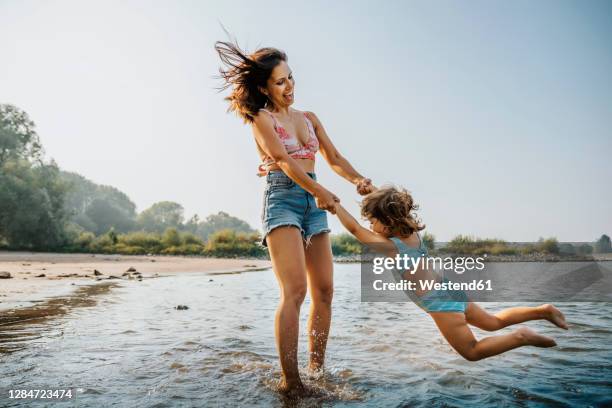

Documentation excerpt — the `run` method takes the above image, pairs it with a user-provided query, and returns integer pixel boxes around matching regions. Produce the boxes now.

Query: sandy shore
[0,251,271,312]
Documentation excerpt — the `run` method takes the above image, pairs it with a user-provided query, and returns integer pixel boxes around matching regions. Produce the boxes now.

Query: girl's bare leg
[466,303,568,331]
[304,232,334,373]
[266,226,308,395]
[430,312,556,361]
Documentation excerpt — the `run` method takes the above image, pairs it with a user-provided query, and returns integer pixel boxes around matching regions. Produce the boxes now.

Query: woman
[215,41,373,395]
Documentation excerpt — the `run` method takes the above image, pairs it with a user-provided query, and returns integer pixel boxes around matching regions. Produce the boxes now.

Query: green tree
[84,198,136,235]
[595,234,611,253]
[578,243,593,255]
[558,243,576,255]
[137,201,184,233]
[196,211,255,241]
[0,104,43,166]
[184,214,200,234]
[0,159,70,249]
[0,105,70,249]
[61,171,137,234]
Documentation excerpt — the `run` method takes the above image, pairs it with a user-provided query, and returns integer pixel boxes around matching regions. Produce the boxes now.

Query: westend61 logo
[372,254,486,275]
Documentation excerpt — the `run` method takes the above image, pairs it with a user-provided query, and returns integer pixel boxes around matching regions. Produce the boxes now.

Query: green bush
[107,228,118,245]
[536,237,559,254]
[90,234,114,252]
[118,231,163,252]
[558,243,576,255]
[422,232,435,251]
[331,233,361,256]
[65,229,210,256]
[488,243,517,255]
[162,228,181,247]
[204,229,266,257]
[443,235,509,255]
[161,244,204,255]
[181,243,205,254]
[519,243,536,255]
[74,231,96,249]
[113,243,146,255]
[160,246,181,255]
[182,232,203,245]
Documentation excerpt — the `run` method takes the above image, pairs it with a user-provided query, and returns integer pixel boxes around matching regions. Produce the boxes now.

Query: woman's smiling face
[261,60,295,108]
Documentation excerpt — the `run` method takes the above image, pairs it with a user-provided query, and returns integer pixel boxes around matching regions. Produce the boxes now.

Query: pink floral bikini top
[257,108,319,176]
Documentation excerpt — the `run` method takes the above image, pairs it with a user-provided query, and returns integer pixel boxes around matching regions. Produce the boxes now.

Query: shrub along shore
[3,229,608,263]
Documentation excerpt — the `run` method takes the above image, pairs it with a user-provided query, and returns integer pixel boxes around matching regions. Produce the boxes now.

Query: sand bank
[0,251,271,312]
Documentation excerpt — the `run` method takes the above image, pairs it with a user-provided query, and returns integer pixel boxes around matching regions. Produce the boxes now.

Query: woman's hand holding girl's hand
[356,178,376,195]
[314,187,340,214]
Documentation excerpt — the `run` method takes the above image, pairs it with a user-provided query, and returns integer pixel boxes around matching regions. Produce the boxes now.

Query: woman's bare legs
[465,303,568,331]
[430,312,557,361]
[304,232,334,372]
[266,226,308,394]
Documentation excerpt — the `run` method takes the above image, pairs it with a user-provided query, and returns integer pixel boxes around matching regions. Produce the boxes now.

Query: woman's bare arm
[305,111,374,193]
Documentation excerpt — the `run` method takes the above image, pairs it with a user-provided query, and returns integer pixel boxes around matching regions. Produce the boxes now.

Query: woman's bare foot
[540,304,569,330]
[278,378,307,399]
[515,327,557,347]
[307,362,324,379]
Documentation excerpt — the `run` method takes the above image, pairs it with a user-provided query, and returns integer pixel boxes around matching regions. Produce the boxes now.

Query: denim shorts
[261,170,331,247]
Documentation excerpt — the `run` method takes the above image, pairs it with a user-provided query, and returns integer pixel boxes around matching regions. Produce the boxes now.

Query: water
[1,263,611,407]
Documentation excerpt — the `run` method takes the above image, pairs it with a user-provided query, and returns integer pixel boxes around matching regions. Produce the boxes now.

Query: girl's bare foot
[540,304,569,330]
[515,327,557,347]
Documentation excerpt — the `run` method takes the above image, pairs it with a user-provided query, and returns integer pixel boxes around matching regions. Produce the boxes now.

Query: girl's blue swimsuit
[389,235,468,313]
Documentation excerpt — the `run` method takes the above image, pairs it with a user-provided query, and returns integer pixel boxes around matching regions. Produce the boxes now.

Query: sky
[1,0,610,241]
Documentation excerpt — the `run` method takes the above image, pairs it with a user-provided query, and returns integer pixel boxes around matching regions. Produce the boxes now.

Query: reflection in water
[0,282,119,353]
[0,264,611,407]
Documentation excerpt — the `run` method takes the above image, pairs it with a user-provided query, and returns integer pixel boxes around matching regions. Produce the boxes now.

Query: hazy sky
[1,0,610,241]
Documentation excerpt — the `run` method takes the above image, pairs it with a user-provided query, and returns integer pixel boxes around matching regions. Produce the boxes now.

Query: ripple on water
[222,337,254,348]
[1,263,611,407]
[169,362,189,373]
[365,344,393,353]
[508,385,568,406]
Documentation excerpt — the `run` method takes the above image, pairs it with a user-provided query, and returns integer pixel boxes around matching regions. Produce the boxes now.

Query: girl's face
[368,216,389,236]
[262,60,294,108]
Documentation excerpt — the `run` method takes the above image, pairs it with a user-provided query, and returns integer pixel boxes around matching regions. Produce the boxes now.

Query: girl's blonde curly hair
[360,185,425,237]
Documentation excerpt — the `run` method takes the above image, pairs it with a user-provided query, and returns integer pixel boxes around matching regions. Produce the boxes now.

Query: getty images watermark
[359,243,612,303]
[371,253,491,293]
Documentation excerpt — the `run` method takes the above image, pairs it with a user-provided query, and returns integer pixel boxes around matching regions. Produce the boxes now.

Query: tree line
[1,104,609,258]
[0,104,262,256]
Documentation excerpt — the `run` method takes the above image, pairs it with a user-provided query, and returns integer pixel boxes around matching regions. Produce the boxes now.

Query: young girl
[334,185,568,361]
